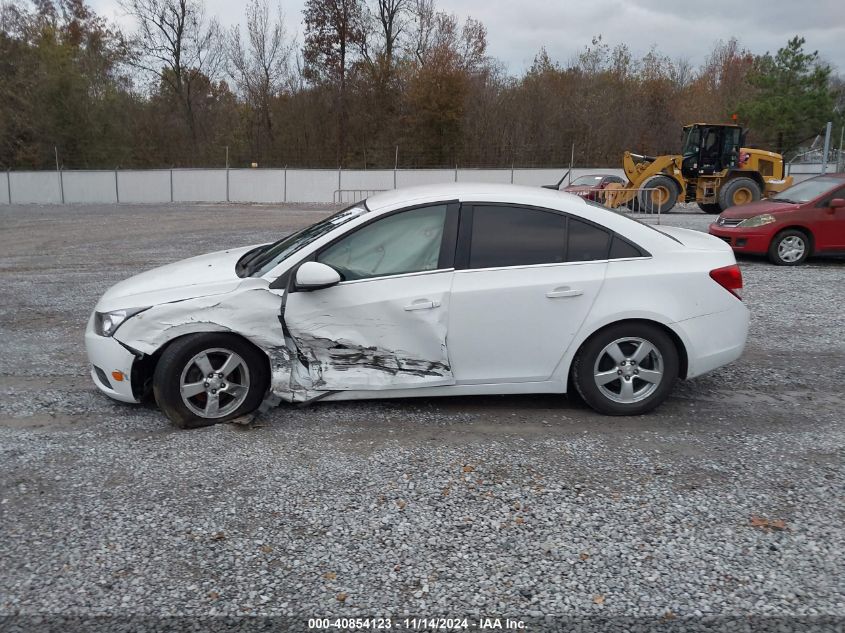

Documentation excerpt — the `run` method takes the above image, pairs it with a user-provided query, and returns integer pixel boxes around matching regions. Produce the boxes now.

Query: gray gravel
[0,203,844,631]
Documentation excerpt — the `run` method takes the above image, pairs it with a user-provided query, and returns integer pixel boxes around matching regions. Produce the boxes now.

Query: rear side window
[609,235,644,259]
[469,205,567,268]
[567,218,610,261]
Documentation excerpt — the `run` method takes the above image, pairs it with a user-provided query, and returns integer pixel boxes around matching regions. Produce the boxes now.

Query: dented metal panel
[114,269,456,403]
[113,287,306,400]
[283,271,455,390]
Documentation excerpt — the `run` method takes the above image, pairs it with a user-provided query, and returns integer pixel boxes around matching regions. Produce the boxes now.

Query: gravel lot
[1,202,844,632]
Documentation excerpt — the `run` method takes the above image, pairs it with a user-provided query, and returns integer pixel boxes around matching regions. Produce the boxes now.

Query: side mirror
[295,261,341,291]
[829,198,845,209]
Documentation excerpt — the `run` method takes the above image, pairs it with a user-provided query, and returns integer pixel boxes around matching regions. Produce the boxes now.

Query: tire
[572,323,679,416]
[768,229,810,266]
[153,333,270,428]
[637,175,679,214]
[697,202,722,214]
[718,177,761,210]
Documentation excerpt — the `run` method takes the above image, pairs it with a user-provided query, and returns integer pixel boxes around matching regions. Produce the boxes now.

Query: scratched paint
[283,272,455,391]
[290,332,451,391]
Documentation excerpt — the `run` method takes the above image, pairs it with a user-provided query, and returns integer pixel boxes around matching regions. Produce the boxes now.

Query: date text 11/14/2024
[308,617,527,630]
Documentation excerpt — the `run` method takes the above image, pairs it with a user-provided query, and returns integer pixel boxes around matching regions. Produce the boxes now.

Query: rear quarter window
[567,218,610,261]
[609,235,646,259]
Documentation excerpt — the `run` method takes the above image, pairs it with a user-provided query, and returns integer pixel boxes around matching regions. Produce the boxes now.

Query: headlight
[738,214,776,228]
[94,307,150,337]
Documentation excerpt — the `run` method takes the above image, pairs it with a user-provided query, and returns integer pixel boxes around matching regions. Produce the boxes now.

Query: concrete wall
[118,170,172,203]
[787,162,839,183]
[2,166,626,205]
[229,169,285,203]
[9,171,62,204]
[0,172,10,204]
[286,169,339,203]
[397,169,456,188]
[172,169,228,202]
[63,171,117,204]
[4,161,838,206]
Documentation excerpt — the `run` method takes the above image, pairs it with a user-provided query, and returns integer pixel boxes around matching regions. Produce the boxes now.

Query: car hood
[719,199,799,219]
[95,245,258,312]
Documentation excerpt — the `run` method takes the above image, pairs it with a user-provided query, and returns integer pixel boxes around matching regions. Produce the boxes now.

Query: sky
[87,0,845,74]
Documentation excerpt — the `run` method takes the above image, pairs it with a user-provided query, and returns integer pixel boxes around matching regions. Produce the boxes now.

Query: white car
[86,183,749,427]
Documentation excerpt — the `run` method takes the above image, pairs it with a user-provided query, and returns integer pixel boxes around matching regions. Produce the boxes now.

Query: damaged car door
[282,203,459,391]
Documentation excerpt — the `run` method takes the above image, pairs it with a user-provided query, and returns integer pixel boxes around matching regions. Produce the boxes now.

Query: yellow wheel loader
[606,123,793,214]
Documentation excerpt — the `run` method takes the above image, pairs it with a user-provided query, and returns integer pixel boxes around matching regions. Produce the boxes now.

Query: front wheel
[768,229,810,266]
[637,175,679,214]
[572,323,679,416]
[153,333,270,428]
[718,177,761,210]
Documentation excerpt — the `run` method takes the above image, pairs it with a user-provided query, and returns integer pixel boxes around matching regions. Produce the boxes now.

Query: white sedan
[86,183,749,427]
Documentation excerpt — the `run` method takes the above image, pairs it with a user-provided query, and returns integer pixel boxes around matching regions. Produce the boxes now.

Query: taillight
[709,264,743,300]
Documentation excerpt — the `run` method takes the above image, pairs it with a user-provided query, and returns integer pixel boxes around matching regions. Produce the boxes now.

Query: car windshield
[245,205,367,277]
[571,175,604,186]
[770,177,843,203]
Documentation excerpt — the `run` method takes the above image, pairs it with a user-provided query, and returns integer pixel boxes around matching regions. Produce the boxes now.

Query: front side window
[317,205,447,281]
[815,185,845,207]
[682,126,701,155]
[469,205,567,268]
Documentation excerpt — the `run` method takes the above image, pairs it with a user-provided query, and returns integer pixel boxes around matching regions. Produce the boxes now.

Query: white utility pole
[821,121,832,174]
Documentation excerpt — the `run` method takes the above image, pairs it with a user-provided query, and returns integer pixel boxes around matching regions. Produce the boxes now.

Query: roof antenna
[543,169,570,190]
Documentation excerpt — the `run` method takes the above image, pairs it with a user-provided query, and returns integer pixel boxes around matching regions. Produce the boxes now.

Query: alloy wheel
[593,337,664,404]
[179,348,251,418]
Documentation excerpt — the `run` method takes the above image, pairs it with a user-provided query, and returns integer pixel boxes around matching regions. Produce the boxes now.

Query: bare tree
[302,0,365,163]
[120,0,223,150]
[408,0,433,65]
[228,0,292,151]
[408,0,486,72]
[669,56,694,88]
[361,0,409,77]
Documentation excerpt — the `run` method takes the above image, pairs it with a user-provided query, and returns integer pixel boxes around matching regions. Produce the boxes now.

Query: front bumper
[708,225,771,255]
[84,313,140,403]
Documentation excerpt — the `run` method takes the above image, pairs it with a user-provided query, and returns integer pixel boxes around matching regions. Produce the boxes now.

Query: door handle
[546,287,583,298]
[404,299,441,311]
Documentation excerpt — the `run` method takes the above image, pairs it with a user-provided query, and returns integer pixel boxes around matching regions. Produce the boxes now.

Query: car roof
[362,182,676,253]
[365,182,588,212]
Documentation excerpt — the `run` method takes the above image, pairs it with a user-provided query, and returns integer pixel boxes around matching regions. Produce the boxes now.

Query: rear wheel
[637,175,679,214]
[572,323,679,416]
[718,177,761,210]
[153,333,269,428]
[697,202,722,214]
[768,229,810,266]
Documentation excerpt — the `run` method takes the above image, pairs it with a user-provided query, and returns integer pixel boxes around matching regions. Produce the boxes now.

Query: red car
[563,174,626,201]
[708,173,845,265]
